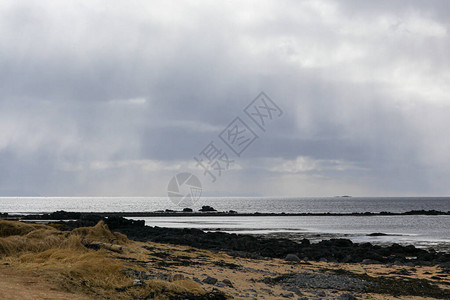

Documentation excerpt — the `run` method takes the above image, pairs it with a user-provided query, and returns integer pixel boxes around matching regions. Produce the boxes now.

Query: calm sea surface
[1,196,449,214]
[1,197,449,250]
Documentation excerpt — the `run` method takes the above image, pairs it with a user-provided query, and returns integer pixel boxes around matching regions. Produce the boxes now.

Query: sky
[0,0,449,197]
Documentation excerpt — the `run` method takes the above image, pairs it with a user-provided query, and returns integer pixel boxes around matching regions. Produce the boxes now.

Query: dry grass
[0,220,207,299]
[71,221,128,245]
[0,220,52,237]
[0,221,125,257]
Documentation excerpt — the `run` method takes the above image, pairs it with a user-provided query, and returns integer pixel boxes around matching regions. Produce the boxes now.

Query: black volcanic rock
[22,210,81,220]
[367,232,388,236]
[199,206,217,212]
[38,213,450,266]
[105,216,145,229]
[110,220,448,266]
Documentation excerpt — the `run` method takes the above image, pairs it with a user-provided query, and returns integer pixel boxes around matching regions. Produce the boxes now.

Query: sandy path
[0,265,89,300]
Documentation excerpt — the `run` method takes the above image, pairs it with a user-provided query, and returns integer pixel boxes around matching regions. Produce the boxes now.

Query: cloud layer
[1,0,449,196]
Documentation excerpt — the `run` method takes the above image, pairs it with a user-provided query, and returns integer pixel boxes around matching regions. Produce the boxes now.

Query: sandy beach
[1,219,449,299]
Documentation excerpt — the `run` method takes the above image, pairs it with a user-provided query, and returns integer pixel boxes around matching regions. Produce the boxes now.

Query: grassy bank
[0,220,208,299]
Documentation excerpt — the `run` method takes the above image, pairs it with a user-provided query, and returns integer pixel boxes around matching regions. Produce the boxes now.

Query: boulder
[338,293,357,300]
[285,254,300,262]
[202,276,218,284]
[199,206,217,212]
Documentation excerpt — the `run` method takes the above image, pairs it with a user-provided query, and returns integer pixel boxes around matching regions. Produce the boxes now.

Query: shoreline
[36,213,450,267]
[2,210,450,254]
[1,219,450,299]
[2,209,449,219]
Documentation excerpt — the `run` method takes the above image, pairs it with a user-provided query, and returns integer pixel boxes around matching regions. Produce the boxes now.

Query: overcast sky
[1,0,449,197]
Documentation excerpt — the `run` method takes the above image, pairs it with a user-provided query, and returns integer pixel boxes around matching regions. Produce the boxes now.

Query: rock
[330,238,353,247]
[338,293,357,300]
[342,255,353,263]
[203,288,227,300]
[203,276,218,285]
[105,216,145,229]
[49,210,81,220]
[21,210,81,220]
[222,279,233,287]
[367,232,387,236]
[319,257,328,262]
[362,259,379,264]
[216,282,227,287]
[317,291,326,297]
[261,288,273,294]
[394,260,405,266]
[199,205,217,212]
[193,277,202,283]
[287,287,303,295]
[285,254,301,262]
[269,272,369,294]
[300,239,310,246]
[182,208,193,212]
[281,292,294,298]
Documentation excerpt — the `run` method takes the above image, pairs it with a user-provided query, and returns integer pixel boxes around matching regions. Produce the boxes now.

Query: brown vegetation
[0,220,207,299]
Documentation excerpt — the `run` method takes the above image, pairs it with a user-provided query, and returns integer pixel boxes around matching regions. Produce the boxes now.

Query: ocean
[1,197,449,251]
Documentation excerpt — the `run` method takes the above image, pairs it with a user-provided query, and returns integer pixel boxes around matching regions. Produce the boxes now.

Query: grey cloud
[1,0,449,196]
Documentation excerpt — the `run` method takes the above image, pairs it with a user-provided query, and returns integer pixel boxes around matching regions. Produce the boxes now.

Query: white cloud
[108,97,148,105]
[88,159,182,171]
[265,156,363,174]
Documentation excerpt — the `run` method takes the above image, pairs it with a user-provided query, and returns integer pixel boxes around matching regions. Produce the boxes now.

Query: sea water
[1,197,449,250]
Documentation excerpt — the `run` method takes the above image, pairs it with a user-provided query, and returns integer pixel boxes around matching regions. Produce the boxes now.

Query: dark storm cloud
[0,0,449,196]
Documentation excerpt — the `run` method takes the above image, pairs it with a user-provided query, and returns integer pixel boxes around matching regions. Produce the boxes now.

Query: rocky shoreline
[1,216,450,299]
[2,208,449,218]
[9,211,449,267]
